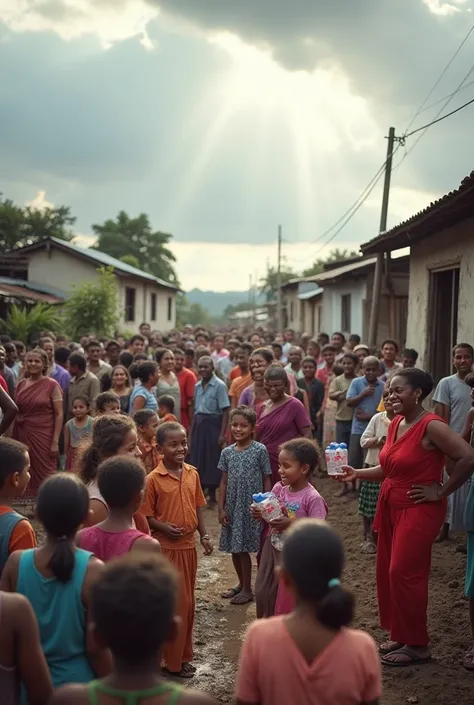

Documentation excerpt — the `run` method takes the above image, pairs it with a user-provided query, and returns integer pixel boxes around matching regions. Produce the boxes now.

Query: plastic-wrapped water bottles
[326,442,347,476]
[251,492,283,522]
[325,442,337,475]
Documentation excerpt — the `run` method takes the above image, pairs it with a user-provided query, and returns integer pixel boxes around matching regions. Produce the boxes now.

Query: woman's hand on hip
[408,483,442,504]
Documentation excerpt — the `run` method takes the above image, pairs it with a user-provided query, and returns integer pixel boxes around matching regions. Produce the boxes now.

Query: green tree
[92,211,178,285]
[0,303,62,344]
[176,294,211,327]
[64,267,118,339]
[119,254,140,268]
[302,248,358,277]
[0,195,75,252]
[259,265,296,302]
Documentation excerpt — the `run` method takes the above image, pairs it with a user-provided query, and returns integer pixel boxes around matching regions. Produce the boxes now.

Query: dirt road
[190,477,473,704]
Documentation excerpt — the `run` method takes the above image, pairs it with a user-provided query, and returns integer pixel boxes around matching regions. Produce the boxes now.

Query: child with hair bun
[253,438,327,618]
[0,473,111,688]
[236,520,382,705]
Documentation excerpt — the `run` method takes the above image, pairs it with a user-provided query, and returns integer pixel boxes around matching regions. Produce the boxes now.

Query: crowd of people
[0,322,474,703]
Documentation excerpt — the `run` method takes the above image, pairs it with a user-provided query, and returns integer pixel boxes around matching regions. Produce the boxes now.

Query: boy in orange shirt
[141,422,213,678]
[133,409,160,475]
[157,395,178,424]
[0,437,37,576]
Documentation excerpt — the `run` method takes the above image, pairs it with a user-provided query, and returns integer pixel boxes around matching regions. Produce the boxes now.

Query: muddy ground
[190,477,473,704]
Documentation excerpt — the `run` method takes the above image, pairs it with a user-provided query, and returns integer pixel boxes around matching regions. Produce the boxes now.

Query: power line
[399,77,474,125]
[285,24,474,267]
[402,96,474,139]
[403,22,474,134]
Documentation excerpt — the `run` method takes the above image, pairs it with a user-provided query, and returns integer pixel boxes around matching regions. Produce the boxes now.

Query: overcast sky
[1,1,473,291]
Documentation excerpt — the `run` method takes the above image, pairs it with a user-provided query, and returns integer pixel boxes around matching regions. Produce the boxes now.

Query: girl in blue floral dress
[218,406,272,604]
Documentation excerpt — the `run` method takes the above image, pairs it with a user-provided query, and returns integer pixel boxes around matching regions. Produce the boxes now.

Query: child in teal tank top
[0,473,111,691]
[49,553,216,705]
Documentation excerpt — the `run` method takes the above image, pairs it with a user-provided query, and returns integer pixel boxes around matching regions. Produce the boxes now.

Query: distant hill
[186,288,264,317]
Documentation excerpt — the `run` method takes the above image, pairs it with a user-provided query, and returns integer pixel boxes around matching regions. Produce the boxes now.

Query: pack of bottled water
[325,442,348,476]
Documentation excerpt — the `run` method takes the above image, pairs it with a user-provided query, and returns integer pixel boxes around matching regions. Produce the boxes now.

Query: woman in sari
[13,348,63,500]
[339,368,474,666]
[256,366,312,484]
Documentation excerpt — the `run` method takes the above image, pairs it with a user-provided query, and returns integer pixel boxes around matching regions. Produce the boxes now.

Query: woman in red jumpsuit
[341,368,474,666]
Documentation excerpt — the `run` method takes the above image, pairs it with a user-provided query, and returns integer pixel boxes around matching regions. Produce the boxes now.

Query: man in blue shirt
[346,356,384,470]
[190,356,230,507]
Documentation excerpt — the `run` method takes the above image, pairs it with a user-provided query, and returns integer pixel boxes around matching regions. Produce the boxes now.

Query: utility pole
[276,225,283,333]
[368,127,396,347]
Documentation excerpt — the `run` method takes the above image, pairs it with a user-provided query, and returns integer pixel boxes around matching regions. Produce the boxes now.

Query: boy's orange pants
[162,546,198,672]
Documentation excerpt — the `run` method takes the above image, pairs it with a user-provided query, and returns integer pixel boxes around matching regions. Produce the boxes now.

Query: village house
[0,237,179,331]
[361,171,474,382]
[282,256,409,343]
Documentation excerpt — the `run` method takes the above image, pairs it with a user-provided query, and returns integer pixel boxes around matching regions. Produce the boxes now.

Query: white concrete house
[282,256,409,342]
[361,170,474,382]
[0,237,179,331]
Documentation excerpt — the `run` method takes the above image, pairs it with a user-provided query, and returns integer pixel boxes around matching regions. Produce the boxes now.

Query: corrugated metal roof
[298,286,324,301]
[0,279,64,304]
[302,257,377,283]
[8,237,179,291]
[361,171,474,253]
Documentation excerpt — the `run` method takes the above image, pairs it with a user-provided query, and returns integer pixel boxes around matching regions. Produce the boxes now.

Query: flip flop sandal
[361,541,377,555]
[462,651,474,671]
[381,646,432,667]
[230,593,254,605]
[221,587,241,599]
[378,641,404,655]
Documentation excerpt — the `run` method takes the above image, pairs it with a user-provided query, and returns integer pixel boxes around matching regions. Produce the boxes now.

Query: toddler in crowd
[64,395,93,471]
[254,438,328,618]
[158,394,178,423]
[49,554,216,705]
[218,406,272,604]
[76,414,149,535]
[134,408,160,474]
[236,520,382,705]
[0,438,37,577]
[142,422,213,679]
[95,392,121,416]
[0,473,111,688]
[77,456,160,561]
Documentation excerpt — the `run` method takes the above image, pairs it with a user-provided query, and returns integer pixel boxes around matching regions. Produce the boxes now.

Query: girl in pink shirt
[236,519,382,705]
[77,456,160,562]
[254,438,328,618]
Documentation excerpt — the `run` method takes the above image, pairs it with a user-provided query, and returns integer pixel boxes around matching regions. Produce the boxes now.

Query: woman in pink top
[78,457,160,562]
[236,519,382,705]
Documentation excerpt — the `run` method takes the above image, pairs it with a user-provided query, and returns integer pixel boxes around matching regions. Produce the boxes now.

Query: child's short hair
[341,352,358,365]
[302,355,317,367]
[282,519,354,630]
[0,438,28,488]
[119,351,134,369]
[230,405,256,426]
[97,456,146,509]
[157,394,175,413]
[72,394,90,409]
[156,421,185,447]
[91,553,178,664]
[280,438,321,476]
[133,409,158,428]
[95,391,120,413]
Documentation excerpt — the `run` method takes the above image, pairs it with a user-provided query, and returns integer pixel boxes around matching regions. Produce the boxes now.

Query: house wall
[25,248,176,331]
[406,216,474,369]
[283,286,301,330]
[322,279,368,337]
